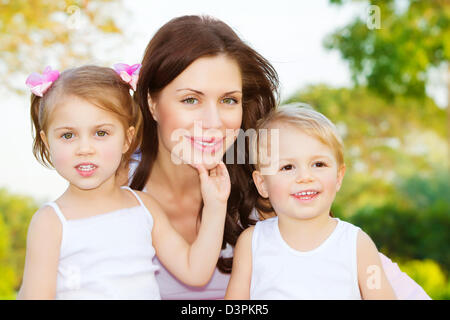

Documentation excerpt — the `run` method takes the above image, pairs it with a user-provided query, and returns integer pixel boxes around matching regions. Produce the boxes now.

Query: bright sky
[0,0,444,202]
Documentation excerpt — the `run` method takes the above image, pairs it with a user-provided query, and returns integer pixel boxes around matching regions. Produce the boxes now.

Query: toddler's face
[41,95,133,191]
[253,125,345,221]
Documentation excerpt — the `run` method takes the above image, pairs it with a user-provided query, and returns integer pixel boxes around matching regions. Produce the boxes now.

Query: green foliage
[347,171,450,272]
[0,188,38,299]
[325,0,450,99]
[0,0,125,93]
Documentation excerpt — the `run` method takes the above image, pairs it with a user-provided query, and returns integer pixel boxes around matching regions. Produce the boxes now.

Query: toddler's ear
[336,164,346,192]
[252,170,269,198]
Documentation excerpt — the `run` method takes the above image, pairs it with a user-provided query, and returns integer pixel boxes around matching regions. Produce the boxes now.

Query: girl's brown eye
[96,131,107,137]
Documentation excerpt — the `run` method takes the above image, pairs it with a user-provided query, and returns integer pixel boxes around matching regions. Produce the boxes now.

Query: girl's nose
[76,136,95,156]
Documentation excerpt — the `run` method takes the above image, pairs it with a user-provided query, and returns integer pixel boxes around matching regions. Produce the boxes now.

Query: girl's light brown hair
[30,65,142,170]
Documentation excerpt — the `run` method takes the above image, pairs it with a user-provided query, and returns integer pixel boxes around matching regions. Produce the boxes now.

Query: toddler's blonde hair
[252,102,344,170]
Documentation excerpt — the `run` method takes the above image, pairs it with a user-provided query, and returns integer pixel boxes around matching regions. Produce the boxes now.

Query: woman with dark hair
[127,15,429,300]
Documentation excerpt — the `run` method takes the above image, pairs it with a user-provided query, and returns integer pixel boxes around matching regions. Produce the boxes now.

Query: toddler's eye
[313,161,327,168]
[280,164,294,171]
[182,97,199,105]
[96,130,108,137]
[61,132,73,140]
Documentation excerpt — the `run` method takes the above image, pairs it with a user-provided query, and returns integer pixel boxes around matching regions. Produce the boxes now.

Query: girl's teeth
[78,165,95,171]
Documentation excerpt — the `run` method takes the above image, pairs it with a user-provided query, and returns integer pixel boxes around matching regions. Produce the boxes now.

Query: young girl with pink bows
[18,64,230,299]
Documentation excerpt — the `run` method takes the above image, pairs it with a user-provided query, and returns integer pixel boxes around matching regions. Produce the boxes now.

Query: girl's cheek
[50,143,73,168]
[101,140,127,162]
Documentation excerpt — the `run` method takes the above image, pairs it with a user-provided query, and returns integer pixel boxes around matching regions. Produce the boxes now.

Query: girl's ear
[123,126,135,154]
[252,170,269,198]
[148,94,158,122]
[40,130,50,151]
[336,164,346,192]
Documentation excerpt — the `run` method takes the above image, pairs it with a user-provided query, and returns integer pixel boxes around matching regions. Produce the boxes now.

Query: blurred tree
[347,169,450,272]
[0,213,16,299]
[0,0,125,93]
[0,188,39,298]
[325,0,450,161]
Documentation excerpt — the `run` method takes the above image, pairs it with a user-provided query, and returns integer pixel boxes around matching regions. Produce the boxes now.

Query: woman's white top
[250,216,362,300]
[44,186,161,300]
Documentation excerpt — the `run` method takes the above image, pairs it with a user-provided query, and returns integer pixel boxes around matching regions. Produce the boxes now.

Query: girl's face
[149,54,243,170]
[41,96,134,191]
[253,125,345,221]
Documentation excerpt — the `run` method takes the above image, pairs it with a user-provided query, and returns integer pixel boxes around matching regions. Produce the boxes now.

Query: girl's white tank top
[250,216,362,300]
[44,186,161,299]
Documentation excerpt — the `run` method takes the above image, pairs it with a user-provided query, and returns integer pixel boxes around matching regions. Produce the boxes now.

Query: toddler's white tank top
[250,216,362,300]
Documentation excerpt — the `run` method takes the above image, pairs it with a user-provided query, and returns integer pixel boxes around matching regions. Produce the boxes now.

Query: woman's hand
[193,161,231,205]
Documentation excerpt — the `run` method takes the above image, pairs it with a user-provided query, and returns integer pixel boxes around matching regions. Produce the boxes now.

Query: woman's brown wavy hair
[130,15,279,273]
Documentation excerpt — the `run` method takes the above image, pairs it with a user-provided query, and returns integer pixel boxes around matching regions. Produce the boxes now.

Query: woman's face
[149,54,243,170]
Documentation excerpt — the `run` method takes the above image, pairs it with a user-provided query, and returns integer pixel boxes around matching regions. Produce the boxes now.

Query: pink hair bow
[25,66,60,97]
[113,63,141,91]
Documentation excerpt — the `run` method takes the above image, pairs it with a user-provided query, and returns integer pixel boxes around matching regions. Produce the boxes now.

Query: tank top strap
[43,202,67,225]
[120,186,152,217]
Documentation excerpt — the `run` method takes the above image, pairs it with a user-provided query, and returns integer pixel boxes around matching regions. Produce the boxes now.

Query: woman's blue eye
[96,130,108,137]
[182,97,198,105]
[62,133,73,140]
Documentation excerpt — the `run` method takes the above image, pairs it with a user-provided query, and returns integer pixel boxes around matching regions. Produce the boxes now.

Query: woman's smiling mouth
[187,136,224,153]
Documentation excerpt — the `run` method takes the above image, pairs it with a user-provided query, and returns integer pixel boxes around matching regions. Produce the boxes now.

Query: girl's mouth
[187,136,224,153]
[75,163,97,177]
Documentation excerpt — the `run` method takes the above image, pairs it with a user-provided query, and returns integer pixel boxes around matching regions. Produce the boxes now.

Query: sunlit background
[0,0,448,299]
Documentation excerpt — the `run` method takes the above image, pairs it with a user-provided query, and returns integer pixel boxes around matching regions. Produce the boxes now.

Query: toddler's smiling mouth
[291,190,320,201]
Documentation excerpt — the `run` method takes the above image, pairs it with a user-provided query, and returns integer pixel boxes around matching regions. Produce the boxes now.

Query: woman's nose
[201,101,223,129]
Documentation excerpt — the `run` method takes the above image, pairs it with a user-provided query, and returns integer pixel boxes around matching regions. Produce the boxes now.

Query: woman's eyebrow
[176,88,242,95]
[176,88,204,95]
